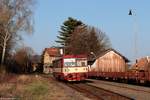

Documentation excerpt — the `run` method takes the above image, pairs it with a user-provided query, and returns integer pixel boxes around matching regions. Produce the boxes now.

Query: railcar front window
[64,62,76,66]
[64,58,76,67]
[64,58,87,67]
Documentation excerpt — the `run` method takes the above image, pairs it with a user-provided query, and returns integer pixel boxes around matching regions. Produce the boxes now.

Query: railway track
[66,82,133,100]
[88,79,150,94]
[42,75,133,100]
[87,79,150,100]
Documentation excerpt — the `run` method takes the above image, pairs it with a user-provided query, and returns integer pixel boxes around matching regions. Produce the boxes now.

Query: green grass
[0,75,85,100]
[23,79,49,99]
[25,80,49,95]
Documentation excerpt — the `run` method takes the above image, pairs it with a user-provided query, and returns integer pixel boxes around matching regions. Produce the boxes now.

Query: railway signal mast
[128,9,139,62]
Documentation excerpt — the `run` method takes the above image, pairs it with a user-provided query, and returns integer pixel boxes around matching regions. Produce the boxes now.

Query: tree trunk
[1,42,6,65]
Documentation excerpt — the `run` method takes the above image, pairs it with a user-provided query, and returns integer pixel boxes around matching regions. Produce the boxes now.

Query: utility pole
[128,9,139,62]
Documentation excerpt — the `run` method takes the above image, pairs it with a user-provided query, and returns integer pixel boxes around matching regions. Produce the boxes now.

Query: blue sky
[23,0,150,62]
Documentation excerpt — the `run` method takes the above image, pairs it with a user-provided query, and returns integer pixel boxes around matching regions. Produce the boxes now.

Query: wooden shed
[90,49,129,72]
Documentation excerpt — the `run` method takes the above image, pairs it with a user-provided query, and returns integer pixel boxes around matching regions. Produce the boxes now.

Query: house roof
[95,48,130,62]
[132,56,150,70]
[44,48,62,57]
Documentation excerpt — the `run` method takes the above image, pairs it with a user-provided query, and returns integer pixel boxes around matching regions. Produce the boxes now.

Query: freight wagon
[88,71,150,83]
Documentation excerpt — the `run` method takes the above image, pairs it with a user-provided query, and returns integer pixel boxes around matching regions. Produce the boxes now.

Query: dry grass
[0,74,50,99]
[0,74,89,100]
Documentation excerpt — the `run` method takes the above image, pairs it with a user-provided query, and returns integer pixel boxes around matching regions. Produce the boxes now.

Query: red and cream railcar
[52,55,88,81]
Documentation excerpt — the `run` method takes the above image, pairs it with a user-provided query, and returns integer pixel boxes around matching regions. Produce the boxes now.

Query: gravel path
[87,79,150,100]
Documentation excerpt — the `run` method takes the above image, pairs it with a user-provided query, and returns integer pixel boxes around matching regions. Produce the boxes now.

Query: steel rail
[66,82,133,100]
[91,79,150,94]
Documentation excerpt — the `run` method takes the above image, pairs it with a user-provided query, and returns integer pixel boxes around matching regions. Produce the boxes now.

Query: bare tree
[68,26,111,56]
[0,0,35,65]
[13,46,34,73]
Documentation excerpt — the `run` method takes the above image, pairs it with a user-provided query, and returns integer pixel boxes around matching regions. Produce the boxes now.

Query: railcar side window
[81,62,86,66]
[76,59,87,67]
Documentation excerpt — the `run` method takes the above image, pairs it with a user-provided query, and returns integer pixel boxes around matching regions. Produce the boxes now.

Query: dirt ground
[0,74,90,100]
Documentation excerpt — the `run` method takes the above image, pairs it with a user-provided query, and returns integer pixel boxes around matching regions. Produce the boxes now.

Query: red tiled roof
[132,56,150,70]
[44,48,61,57]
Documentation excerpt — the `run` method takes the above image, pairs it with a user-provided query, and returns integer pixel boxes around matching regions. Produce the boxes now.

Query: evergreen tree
[56,17,84,46]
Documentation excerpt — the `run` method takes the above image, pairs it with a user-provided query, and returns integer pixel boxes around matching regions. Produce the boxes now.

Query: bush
[0,65,6,74]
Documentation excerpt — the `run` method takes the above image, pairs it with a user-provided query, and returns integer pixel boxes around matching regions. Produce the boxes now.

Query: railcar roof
[63,55,87,58]
[53,54,87,62]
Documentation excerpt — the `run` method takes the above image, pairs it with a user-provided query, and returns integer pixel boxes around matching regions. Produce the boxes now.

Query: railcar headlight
[65,69,70,72]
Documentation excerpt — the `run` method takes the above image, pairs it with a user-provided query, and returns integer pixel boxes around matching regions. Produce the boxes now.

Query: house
[42,47,63,73]
[89,49,129,72]
[132,56,150,72]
